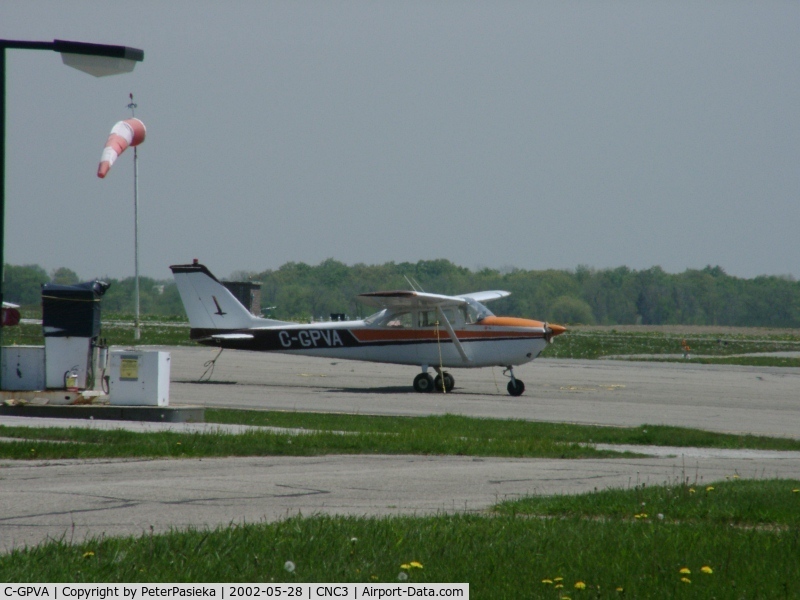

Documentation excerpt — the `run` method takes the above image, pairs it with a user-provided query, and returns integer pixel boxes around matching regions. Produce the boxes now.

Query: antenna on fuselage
[404,275,425,292]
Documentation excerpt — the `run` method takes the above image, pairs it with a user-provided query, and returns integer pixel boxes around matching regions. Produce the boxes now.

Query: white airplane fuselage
[193,318,550,369]
[170,261,565,395]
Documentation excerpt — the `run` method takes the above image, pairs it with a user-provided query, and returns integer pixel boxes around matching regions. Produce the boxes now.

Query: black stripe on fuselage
[192,328,360,351]
[191,328,542,351]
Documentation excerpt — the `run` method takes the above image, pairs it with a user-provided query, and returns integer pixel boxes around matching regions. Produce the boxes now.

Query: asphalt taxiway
[1,347,799,551]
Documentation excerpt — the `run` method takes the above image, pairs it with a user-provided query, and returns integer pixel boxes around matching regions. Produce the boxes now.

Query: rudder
[170,261,262,331]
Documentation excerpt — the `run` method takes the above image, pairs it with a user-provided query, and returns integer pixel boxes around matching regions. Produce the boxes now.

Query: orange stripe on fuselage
[477,316,546,328]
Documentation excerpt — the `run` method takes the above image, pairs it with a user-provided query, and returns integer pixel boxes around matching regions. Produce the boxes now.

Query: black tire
[434,373,455,393]
[413,373,435,393]
[507,379,525,397]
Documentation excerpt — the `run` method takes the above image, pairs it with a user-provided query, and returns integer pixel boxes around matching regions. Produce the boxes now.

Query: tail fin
[170,261,290,332]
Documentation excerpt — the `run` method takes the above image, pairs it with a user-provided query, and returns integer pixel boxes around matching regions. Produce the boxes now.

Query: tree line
[4,260,800,327]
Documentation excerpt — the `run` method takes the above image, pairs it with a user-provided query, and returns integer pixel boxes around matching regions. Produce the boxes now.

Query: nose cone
[548,323,567,337]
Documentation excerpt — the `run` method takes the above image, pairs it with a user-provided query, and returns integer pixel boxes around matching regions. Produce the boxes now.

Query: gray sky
[2,1,799,282]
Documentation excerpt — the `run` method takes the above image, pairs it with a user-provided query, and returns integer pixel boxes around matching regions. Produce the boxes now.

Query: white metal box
[109,351,170,406]
[45,337,93,389]
[1,346,46,391]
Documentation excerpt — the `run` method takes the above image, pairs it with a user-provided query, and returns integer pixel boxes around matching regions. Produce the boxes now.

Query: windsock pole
[128,93,140,341]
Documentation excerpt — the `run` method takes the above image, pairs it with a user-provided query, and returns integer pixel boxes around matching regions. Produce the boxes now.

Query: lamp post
[0,39,144,389]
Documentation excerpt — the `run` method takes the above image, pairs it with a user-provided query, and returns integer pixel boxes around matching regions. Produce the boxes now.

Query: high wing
[358,290,509,309]
[457,290,510,303]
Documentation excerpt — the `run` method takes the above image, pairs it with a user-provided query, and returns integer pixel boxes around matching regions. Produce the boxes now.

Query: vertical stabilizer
[170,262,288,330]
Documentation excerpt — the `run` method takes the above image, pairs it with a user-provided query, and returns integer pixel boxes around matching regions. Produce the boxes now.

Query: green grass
[0,422,629,461]
[2,413,799,594]
[639,355,800,368]
[2,484,799,596]
[3,413,800,460]
[496,478,800,526]
[541,327,800,362]
[208,410,800,450]
[1,319,192,347]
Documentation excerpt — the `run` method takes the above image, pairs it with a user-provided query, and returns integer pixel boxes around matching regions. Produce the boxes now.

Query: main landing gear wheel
[507,379,525,397]
[434,372,455,393]
[413,373,435,393]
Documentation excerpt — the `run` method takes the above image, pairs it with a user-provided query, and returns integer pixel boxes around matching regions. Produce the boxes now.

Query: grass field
[3,412,800,460]
[2,480,798,597]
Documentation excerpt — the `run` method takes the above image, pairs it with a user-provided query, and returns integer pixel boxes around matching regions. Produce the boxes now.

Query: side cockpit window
[418,308,464,328]
[383,311,413,328]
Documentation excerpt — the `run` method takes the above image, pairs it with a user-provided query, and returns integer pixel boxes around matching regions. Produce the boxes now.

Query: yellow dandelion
[615,587,624,593]
[792,489,799,493]
[680,577,691,584]
[679,567,691,574]
[706,486,714,492]
[82,551,95,559]
[554,577,564,582]
[701,566,713,574]
[555,584,564,589]
[542,579,553,585]
[574,581,586,589]
[410,561,423,569]
[733,474,740,479]
[400,564,411,570]
[689,488,696,494]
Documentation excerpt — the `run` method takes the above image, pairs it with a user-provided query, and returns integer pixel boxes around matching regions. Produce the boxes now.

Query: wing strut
[436,306,471,364]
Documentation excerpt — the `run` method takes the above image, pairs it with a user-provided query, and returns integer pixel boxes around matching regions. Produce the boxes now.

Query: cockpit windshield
[465,298,494,322]
[363,309,387,325]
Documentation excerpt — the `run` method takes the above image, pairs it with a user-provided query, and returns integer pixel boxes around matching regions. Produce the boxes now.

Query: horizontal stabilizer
[212,333,255,340]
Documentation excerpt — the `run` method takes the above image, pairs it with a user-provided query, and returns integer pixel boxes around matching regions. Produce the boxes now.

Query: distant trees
[2,264,184,317]
[4,260,800,327]
[4,264,49,306]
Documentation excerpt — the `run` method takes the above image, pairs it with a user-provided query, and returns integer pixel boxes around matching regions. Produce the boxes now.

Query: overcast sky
[2,1,799,282]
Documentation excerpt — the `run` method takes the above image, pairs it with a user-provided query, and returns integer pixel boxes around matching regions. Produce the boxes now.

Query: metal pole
[129,94,140,341]
[0,47,7,386]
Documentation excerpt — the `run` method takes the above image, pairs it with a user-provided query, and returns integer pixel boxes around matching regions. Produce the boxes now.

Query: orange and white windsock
[97,118,146,178]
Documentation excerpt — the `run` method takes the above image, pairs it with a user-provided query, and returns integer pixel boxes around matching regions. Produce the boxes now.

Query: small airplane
[170,260,566,395]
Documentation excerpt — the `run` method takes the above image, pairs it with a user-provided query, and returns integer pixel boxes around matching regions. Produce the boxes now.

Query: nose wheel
[503,367,525,396]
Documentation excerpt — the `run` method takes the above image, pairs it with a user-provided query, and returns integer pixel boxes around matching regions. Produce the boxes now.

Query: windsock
[97,118,146,178]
